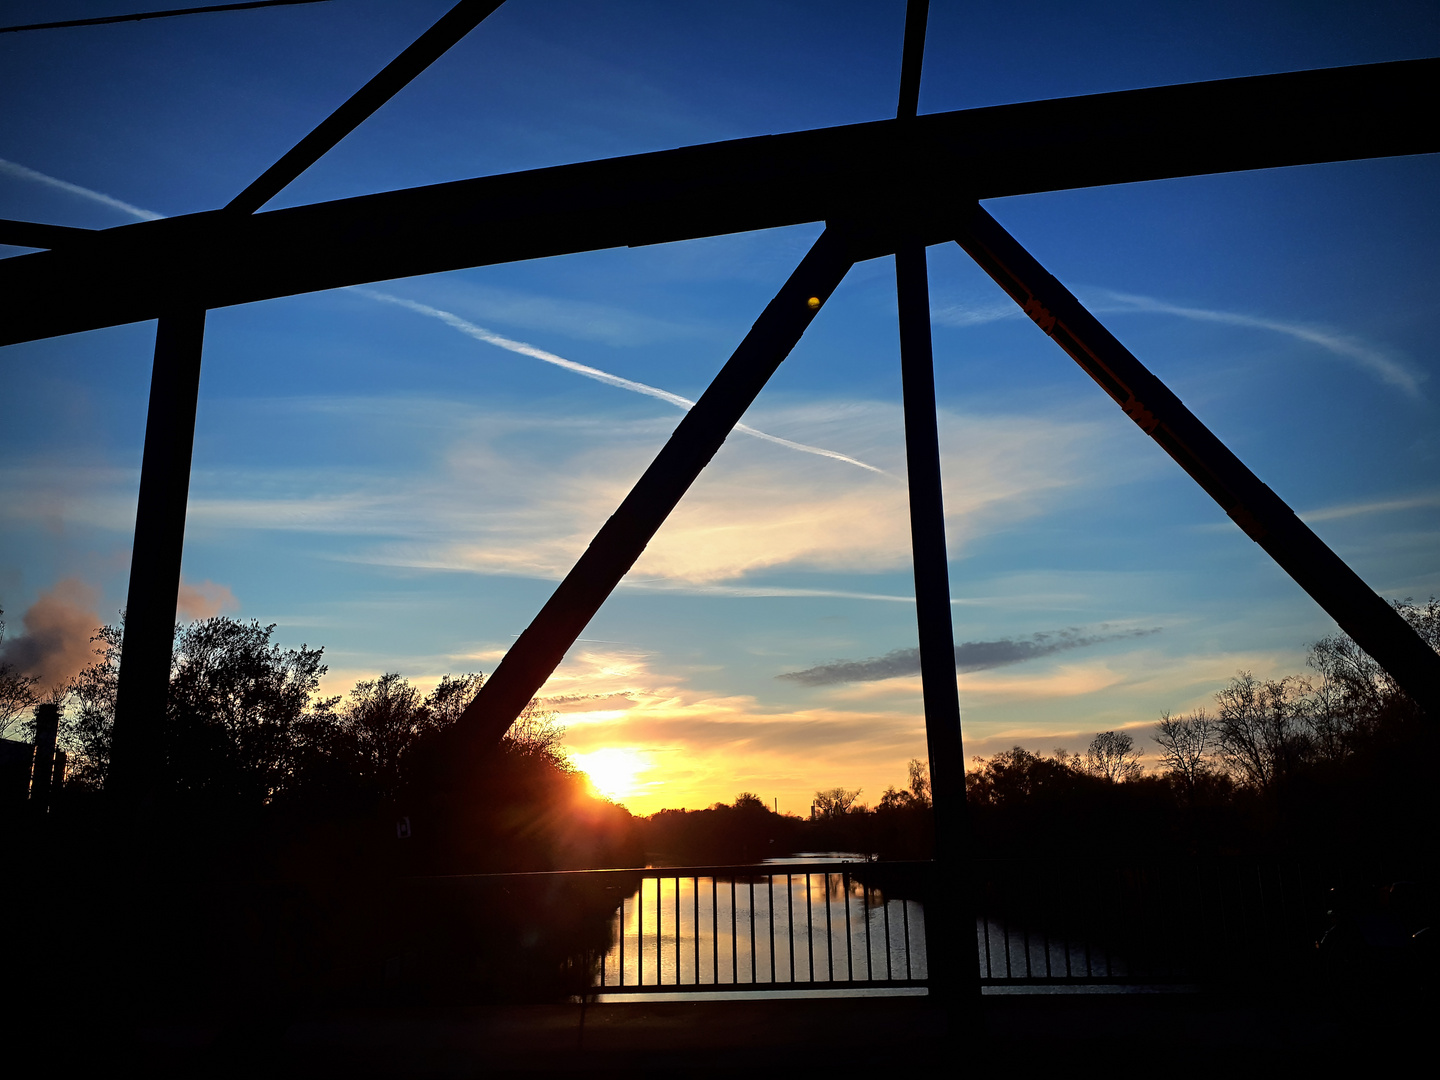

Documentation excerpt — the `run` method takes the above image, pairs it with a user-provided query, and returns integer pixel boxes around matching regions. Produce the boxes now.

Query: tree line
[965,598,1437,870]
[638,760,936,865]
[9,613,640,874]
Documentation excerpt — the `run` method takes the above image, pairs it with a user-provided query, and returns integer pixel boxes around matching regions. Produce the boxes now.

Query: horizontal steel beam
[0,218,94,249]
[2,58,1434,346]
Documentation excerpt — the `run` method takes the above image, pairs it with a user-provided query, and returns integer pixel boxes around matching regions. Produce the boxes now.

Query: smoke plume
[0,578,101,690]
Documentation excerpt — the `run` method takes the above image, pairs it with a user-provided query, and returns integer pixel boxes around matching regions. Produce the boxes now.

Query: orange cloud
[176,578,238,621]
[0,577,101,690]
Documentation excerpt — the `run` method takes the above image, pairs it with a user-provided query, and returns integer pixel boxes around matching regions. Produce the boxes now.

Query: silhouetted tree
[0,606,42,740]
[1154,709,1218,794]
[165,616,330,805]
[813,786,862,818]
[1213,671,1313,789]
[54,622,122,788]
[1084,730,1144,782]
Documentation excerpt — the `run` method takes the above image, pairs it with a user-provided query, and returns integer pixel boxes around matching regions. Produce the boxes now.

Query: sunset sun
[571,747,650,803]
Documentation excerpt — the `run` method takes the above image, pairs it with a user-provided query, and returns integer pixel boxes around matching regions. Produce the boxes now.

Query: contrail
[932,284,1422,398]
[357,288,889,476]
[0,158,164,221]
[0,157,1421,401]
[1090,289,1423,399]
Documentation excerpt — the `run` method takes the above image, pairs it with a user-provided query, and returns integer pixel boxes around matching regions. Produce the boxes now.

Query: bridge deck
[120,992,1419,1074]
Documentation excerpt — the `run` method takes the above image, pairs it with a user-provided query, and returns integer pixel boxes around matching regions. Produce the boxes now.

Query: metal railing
[349,857,1325,1001]
[594,861,930,994]
[588,857,1321,995]
[972,859,1318,987]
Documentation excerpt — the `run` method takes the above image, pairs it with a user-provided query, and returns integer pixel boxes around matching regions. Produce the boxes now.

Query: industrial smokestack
[30,701,59,812]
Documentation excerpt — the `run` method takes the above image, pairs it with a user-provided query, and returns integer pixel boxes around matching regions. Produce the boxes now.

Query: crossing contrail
[357,288,890,476]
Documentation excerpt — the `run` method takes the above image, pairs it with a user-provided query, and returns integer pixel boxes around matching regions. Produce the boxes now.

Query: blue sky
[2,0,1437,813]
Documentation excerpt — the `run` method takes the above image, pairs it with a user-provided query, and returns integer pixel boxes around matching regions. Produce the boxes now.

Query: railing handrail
[395,859,938,884]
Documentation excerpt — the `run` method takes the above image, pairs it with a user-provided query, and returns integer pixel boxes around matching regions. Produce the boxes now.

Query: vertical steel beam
[954,204,1440,718]
[453,229,856,754]
[109,311,207,802]
[896,241,981,1002]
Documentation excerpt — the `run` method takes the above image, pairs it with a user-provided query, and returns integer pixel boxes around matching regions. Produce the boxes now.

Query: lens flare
[571,747,650,802]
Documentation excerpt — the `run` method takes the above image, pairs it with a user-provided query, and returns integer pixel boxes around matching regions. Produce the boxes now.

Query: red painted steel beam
[953,204,1440,719]
[447,229,856,760]
[2,58,1434,346]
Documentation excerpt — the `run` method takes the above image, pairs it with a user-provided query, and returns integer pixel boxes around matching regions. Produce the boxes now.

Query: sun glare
[571,747,650,802]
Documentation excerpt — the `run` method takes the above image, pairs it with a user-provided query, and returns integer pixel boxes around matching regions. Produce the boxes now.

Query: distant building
[1,737,33,811]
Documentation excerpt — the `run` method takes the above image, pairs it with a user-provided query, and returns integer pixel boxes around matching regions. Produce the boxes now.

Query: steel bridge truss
[3,1,1436,994]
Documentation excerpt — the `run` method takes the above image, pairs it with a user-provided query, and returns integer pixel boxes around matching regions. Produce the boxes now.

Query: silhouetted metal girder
[953,205,1440,719]
[107,310,208,804]
[449,229,855,761]
[2,57,1435,346]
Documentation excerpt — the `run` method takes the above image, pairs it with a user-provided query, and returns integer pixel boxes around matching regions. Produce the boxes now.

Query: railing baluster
[675,874,682,986]
[749,878,757,984]
[806,873,815,983]
[824,873,834,981]
[694,875,701,986]
[1060,870,1073,980]
[638,880,644,987]
[902,891,912,981]
[875,887,887,979]
[768,875,776,983]
[843,869,854,982]
[712,875,719,985]
[731,878,738,985]
[863,881,873,982]
[786,873,795,984]
[1042,865,1054,981]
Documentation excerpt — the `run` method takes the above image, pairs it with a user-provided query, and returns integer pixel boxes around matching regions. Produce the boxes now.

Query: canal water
[596,856,927,992]
[594,855,1159,997]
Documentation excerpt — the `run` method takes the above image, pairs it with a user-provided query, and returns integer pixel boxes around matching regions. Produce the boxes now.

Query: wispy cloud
[928,279,1423,398]
[356,288,888,475]
[0,158,164,221]
[1299,491,1440,523]
[408,279,704,347]
[777,626,1162,686]
[160,395,1108,585]
[930,298,1020,328]
[1089,289,1424,398]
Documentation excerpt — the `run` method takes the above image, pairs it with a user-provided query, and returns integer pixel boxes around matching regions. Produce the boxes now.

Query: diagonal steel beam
[448,228,857,760]
[3,58,1434,346]
[895,0,928,121]
[227,0,506,214]
[953,204,1440,719]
